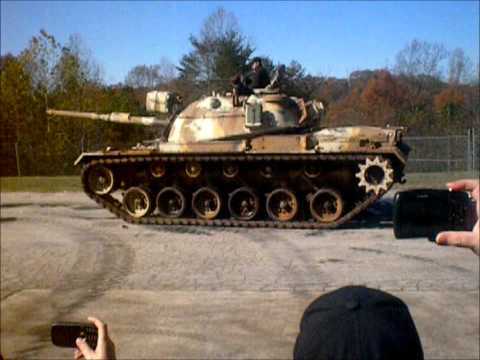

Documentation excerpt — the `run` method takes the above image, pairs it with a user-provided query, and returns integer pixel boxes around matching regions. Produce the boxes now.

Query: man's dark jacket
[246,68,270,89]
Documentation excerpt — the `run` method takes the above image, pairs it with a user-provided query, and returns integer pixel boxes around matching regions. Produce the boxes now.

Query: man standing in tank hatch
[245,57,271,90]
[232,57,271,96]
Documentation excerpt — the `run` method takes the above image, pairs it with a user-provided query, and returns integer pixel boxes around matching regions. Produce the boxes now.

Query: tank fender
[74,152,106,166]
[312,127,399,148]
[310,126,409,164]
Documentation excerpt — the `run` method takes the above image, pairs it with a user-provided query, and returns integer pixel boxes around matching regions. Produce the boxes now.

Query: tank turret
[167,91,325,143]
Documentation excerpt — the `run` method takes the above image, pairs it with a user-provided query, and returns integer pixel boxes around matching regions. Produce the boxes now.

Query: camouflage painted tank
[47,85,409,228]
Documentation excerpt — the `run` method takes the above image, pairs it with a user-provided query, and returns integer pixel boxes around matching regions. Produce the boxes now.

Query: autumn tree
[359,70,406,126]
[393,39,448,131]
[434,87,465,133]
[348,70,374,89]
[2,30,144,175]
[19,30,61,94]
[125,58,176,89]
[394,39,447,78]
[448,48,474,85]
[0,55,34,175]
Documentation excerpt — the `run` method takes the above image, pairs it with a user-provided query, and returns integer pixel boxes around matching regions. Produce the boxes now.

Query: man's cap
[294,286,424,360]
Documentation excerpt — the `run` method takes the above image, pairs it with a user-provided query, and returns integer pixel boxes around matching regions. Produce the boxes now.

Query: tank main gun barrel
[46,109,169,126]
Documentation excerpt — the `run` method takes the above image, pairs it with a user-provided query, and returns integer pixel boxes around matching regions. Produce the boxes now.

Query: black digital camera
[393,189,477,240]
[51,322,98,348]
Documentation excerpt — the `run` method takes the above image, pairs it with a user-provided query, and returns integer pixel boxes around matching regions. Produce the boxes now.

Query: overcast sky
[1,1,479,83]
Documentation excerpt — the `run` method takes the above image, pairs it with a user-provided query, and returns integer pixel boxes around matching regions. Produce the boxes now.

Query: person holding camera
[436,179,479,256]
[74,317,116,360]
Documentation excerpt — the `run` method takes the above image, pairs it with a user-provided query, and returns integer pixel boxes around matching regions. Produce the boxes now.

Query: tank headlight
[210,98,222,109]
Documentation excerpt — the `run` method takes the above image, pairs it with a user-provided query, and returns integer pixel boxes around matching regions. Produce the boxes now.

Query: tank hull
[75,127,409,228]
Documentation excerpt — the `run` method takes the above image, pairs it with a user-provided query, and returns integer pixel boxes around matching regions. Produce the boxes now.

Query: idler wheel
[123,187,153,218]
[223,163,239,178]
[309,188,344,223]
[156,187,186,218]
[192,187,221,220]
[355,157,394,195]
[150,162,166,178]
[266,188,298,222]
[228,187,259,220]
[87,165,115,195]
[185,162,202,178]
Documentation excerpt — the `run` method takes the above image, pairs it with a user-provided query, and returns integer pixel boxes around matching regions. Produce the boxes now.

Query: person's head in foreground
[294,286,424,360]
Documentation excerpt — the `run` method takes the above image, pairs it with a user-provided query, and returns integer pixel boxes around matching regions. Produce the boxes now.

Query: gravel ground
[1,192,479,359]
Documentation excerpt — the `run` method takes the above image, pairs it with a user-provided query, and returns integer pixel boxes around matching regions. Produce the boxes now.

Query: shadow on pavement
[340,198,394,230]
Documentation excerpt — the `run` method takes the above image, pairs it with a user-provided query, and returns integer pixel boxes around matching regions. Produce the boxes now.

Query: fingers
[75,338,94,359]
[73,347,84,360]
[88,316,107,346]
[436,231,476,250]
[446,179,479,193]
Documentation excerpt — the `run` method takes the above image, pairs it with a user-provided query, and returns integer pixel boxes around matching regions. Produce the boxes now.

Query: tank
[47,84,409,229]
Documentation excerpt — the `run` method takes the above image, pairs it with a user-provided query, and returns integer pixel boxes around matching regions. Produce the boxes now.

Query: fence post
[447,135,451,172]
[15,142,21,177]
[473,127,478,172]
[466,128,471,172]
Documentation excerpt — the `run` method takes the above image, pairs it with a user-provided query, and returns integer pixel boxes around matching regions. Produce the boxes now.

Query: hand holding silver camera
[436,180,479,256]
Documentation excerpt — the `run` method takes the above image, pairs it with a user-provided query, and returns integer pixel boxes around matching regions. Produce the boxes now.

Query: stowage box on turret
[47,81,409,228]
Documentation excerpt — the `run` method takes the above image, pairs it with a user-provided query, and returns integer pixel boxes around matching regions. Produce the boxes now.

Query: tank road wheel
[156,187,186,218]
[87,165,115,195]
[356,157,394,195]
[223,163,239,178]
[228,187,260,220]
[185,162,202,178]
[150,162,166,178]
[266,188,298,222]
[192,187,221,220]
[260,165,274,179]
[304,163,321,178]
[123,187,153,218]
[309,188,344,223]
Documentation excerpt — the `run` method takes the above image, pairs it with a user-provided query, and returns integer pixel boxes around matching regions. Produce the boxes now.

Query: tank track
[80,154,393,229]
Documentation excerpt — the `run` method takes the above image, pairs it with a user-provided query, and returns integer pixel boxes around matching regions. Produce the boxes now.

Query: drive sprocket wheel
[355,156,394,195]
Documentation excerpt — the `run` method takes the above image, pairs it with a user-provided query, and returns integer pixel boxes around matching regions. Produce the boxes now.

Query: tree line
[1,8,478,176]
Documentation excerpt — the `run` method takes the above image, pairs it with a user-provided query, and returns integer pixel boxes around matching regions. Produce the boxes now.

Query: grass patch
[1,176,81,192]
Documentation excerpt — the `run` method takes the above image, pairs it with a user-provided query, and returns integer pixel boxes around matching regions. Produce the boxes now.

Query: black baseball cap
[294,286,424,360]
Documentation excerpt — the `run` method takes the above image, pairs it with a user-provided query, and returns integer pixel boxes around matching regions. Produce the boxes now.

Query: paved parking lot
[1,192,479,359]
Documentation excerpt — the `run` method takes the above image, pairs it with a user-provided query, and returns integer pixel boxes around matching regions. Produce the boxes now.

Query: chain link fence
[404,128,479,174]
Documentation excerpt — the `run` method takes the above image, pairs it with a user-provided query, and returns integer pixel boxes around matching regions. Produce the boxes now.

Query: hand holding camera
[51,316,116,360]
[436,179,479,255]
[73,317,115,360]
